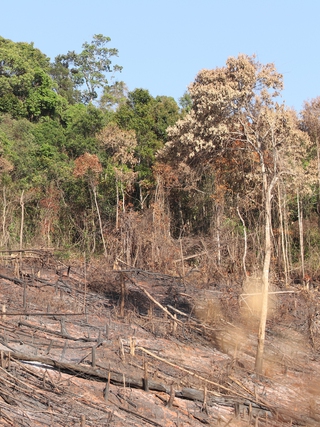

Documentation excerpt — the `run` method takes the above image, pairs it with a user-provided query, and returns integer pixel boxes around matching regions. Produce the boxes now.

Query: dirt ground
[0,252,319,426]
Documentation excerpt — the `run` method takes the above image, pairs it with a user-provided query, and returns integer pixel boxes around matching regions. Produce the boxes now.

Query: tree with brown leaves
[73,153,107,256]
[97,123,137,229]
[159,54,313,373]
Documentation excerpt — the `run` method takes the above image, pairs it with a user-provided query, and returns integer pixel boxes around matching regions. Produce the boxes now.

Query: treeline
[0,35,320,284]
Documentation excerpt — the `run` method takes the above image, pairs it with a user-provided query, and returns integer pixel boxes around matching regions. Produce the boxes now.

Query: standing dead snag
[143,361,149,392]
[202,385,208,414]
[23,281,27,309]
[166,384,175,408]
[60,317,68,335]
[91,346,96,368]
[19,190,25,255]
[129,336,136,356]
[61,341,68,361]
[104,370,111,401]
[2,304,6,321]
[119,273,126,317]
[80,414,86,427]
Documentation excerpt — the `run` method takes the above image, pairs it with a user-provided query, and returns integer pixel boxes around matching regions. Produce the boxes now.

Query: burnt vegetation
[0,249,319,426]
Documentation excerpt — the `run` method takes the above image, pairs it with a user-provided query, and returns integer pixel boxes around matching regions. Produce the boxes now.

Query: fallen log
[18,320,97,342]
[8,350,167,392]
[124,274,184,324]
[136,345,241,397]
[0,272,24,286]
[6,350,272,417]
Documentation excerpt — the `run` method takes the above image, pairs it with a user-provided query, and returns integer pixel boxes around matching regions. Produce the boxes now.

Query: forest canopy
[0,35,319,294]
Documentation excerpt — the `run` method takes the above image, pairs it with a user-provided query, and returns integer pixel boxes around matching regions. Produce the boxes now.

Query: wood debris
[0,256,319,426]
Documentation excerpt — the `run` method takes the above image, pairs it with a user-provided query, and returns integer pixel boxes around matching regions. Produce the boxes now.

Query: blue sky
[1,0,319,111]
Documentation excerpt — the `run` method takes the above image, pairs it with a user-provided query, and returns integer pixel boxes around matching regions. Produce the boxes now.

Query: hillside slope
[0,253,319,426]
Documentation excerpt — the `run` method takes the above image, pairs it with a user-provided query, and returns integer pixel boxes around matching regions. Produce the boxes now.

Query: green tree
[115,89,180,207]
[179,91,192,116]
[153,95,181,141]
[99,80,128,111]
[0,37,66,120]
[49,58,82,105]
[62,103,105,158]
[52,34,122,104]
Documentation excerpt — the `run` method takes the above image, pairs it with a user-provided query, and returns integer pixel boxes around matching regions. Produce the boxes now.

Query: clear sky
[1,0,319,111]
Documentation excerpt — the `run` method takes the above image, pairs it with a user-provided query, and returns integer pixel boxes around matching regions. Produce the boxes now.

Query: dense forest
[0,34,320,289]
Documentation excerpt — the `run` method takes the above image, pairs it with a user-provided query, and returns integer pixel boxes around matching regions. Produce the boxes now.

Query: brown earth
[0,251,319,426]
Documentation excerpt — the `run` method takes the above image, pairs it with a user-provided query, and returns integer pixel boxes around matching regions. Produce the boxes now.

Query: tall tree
[73,153,106,256]
[49,58,82,105]
[99,80,128,111]
[301,97,320,210]
[0,37,65,120]
[179,90,192,116]
[116,89,180,166]
[159,54,312,373]
[52,34,122,104]
[97,123,137,228]
[62,103,105,158]
[115,89,180,207]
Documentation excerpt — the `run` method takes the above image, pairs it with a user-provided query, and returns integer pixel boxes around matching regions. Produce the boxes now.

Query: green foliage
[99,81,128,111]
[49,58,82,105]
[116,88,180,169]
[62,103,105,158]
[0,37,66,120]
[179,91,192,115]
[0,114,71,190]
[52,34,122,104]
[113,88,180,210]
[32,117,67,150]
[153,95,181,141]
[26,69,67,120]
[0,115,35,184]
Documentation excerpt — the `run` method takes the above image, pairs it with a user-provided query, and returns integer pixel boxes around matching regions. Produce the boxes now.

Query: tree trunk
[237,206,247,276]
[216,205,221,266]
[316,137,320,219]
[1,186,7,248]
[255,166,275,374]
[115,177,119,230]
[278,182,289,286]
[121,183,125,214]
[297,192,305,286]
[138,182,149,210]
[19,190,25,252]
[92,184,107,258]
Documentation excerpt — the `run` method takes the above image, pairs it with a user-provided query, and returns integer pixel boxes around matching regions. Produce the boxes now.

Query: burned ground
[0,252,319,426]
